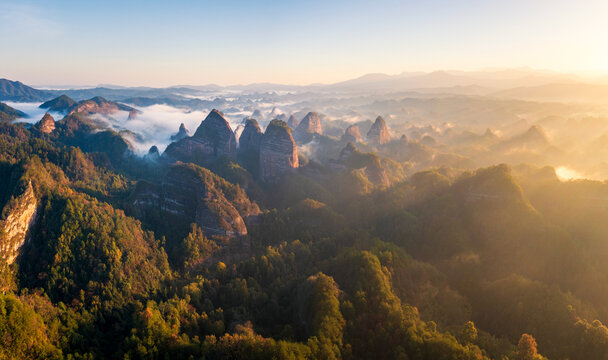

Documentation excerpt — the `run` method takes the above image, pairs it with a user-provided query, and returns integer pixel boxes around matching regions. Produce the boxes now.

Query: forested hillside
[1,110,607,360]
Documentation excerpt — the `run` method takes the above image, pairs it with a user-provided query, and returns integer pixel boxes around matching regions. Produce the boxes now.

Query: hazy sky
[1,0,606,86]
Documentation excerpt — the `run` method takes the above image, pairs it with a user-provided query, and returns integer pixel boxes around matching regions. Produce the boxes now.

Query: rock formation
[0,181,37,265]
[164,109,237,166]
[294,112,322,143]
[367,116,390,145]
[171,123,190,141]
[287,114,299,129]
[39,94,76,113]
[145,145,160,161]
[37,113,55,134]
[259,120,298,182]
[341,124,362,143]
[131,163,260,237]
[127,109,138,120]
[239,119,263,155]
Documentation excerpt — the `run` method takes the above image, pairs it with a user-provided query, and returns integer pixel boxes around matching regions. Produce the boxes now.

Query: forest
[1,109,608,360]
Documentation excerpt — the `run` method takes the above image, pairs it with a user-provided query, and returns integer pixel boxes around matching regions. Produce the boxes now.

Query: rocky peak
[37,112,55,134]
[163,109,237,165]
[342,124,362,143]
[127,109,138,120]
[239,119,263,154]
[367,116,390,145]
[259,120,299,182]
[171,123,190,141]
[145,145,160,161]
[287,114,300,129]
[295,112,323,137]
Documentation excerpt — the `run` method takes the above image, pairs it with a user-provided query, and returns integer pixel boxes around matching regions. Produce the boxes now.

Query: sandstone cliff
[294,112,322,142]
[367,116,391,145]
[341,124,362,143]
[259,120,298,182]
[37,113,55,134]
[0,181,38,265]
[131,163,260,237]
[238,119,263,157]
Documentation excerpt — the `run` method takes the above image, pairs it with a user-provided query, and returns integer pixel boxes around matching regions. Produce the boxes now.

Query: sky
[1,0,607,87]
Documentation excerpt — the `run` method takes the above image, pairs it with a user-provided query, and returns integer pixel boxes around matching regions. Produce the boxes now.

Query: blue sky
[1,0,606,86]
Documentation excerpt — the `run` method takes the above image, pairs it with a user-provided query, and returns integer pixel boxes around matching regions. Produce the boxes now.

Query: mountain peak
[367,116,390,145]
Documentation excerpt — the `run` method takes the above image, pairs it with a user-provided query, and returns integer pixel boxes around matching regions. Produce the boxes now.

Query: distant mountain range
[0,79,52,102]
[2,68,608,104]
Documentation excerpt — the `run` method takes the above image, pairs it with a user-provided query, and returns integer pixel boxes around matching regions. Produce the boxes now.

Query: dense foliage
[1,117,608,360]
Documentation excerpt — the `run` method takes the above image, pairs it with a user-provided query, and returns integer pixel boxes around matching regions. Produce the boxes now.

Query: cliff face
[342,124,362,143]
[0,181,38,265]
[238,119,263,157]
[259,120,298,182]
[131,163,260,237]
[164,109,237,166]
[37,113,55,134]
[367,116,391,145]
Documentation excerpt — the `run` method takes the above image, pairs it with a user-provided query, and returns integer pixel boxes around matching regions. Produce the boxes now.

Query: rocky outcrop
[238,119,263,156]
[294,112,322,142]
[171,123,190,141]
[68,96,136,116]
[259,120,298,182]
[39,94,76,113]
[145,145,160,161]
[37,113,55,134]
[0,181,38,265]
[127,109,138,120]
[367,116,390,145]
[287,114,299,129]
[131,163,260,237]
[341,124,362,143]
[164,109,237,166]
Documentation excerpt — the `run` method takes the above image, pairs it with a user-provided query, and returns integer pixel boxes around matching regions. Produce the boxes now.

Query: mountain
[326,68,585,92]
[39,94,76,113]
[367,116,390,145]
[68,96,137,116]
[341,124,363,143]
[164,109,237,166]
[0,79,51,102]
[36,113,56,134]
[131,163,260,237]
[238,119,263,173]
[259,119,299,182]
[0,102,27,122]
[493,83,608,103]
[294,111,322,143]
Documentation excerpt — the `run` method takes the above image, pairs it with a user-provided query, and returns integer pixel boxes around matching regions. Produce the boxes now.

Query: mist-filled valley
[3,68,608,360]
